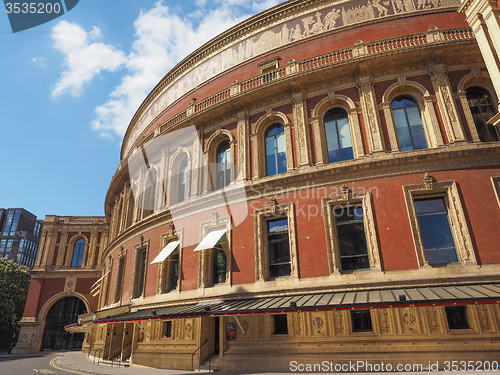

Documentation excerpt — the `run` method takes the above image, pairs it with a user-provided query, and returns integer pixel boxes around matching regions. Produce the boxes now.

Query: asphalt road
[0,353,80,375]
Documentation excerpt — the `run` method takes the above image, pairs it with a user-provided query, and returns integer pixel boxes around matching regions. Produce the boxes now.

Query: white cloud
[51,21,126,98]
[31,57,47,67]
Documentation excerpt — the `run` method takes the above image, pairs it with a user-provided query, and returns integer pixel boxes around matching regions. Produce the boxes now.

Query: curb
[51,356,102,375]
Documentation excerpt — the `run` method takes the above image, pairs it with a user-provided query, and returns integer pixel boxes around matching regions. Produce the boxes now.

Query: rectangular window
[133,249,147,299]
[113,257,126,303]
[273,314,288,334]
[335,206,370,271]
[414,197,458,265]
[445,306,469,330]
[162,321,172,338]
[267,218,291,278]
[351,310,373,332]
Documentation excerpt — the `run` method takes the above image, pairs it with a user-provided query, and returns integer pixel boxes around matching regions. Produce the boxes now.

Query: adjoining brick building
[13,216,108,353]
[16,0,500,370]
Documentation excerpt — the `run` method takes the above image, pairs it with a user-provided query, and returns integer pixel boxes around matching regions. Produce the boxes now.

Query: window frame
[351,309,373,332]
[157,227,183,294]
[464,86,500,142]
[113,249,127,304]
[70,238,86,268]
[131,240,149,299]
[198,216,232,288]
[390,95,429,152]
[445,305,470,330]
[323,190,381,274]
[323,108,355,163]
[403,178,477,268]
[272,314,289,335]
[264,123,287,176]
[382,81,444,151]
[252,112,294,178]
[254,201,299,281]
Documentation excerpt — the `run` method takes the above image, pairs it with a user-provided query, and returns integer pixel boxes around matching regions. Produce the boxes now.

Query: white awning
[151,240,180,264]
[194,229,227,251]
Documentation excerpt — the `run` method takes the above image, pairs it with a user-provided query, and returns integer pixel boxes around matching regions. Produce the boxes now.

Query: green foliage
[0,259,31,331]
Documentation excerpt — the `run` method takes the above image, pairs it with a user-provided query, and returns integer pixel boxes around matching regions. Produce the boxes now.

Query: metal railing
[90,342,110,365]
[191,339,208,371]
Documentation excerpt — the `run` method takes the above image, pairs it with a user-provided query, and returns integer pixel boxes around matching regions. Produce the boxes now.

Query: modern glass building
[0,208,42,269]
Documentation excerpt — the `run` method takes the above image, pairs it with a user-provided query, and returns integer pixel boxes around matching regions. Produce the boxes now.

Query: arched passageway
[41,297,87,350]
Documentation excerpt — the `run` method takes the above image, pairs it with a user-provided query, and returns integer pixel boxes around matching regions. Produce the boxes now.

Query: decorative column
[429,64,467,143]
[191,126,204,197]
[357,76,385,153]
[236,110,250,180]
[458,90,481,141]
[459,0,500,125]
[56,230,68,267]
[291,93,312,167]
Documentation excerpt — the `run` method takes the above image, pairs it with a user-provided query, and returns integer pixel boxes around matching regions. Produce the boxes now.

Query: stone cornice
[105,142,500,256]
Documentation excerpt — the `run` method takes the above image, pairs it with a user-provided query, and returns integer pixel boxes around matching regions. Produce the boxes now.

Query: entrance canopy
[93,283,500,324]
[194,229,226,251]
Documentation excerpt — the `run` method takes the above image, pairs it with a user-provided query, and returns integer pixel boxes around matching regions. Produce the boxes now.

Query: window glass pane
[71,239,85,267]
[338,119,354,160]
[415,198,458,265]
[392,97,428,151]
[351,310,373,332]
[466,87,499,142]
[273,314,288,334]
[324,110,353,163]
[445,306,469,329]
[265,124,287,176]
[267,218,291,278]
[393,108,413,151]
[335,206,369,271]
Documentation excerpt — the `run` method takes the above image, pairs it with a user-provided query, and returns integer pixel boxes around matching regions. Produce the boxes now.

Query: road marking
[49,357,97,375]
[33,370,56,374]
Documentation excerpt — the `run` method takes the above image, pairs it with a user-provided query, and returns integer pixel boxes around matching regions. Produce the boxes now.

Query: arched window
[265,124,287,176]
[71,239,85,267]
[177,158,189,203]
[215,141,231,189]
[324,109,354,163]
[466,87,499,142]
[391,96,428,151]
[142,171,157,217]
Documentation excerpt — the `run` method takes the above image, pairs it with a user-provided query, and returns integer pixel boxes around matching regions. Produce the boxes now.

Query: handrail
[91,342,110,365]
[191,339,208,372]
[110,341,133,367]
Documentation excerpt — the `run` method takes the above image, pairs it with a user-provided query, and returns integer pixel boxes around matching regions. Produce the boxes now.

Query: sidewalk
[1,350,499,375]
[53,350,193,375]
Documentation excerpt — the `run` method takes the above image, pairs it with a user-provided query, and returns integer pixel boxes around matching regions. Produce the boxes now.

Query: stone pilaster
[357,77,385,153]
[292,93,312,167]
[429,65,467,143]
[237,110,250,180]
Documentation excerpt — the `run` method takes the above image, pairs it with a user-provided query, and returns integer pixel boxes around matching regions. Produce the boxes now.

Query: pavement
[0,350,499,375]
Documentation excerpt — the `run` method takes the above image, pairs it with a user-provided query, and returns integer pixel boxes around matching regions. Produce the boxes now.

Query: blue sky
[0,0,281,220]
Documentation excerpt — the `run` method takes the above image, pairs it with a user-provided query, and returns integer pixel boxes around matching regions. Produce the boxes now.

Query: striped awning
[94,283,500,324]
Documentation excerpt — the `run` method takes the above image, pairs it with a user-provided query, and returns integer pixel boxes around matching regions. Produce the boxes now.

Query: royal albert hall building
[15,0,500,371]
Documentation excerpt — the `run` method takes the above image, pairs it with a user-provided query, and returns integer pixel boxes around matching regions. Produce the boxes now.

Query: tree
[0,259,31,331]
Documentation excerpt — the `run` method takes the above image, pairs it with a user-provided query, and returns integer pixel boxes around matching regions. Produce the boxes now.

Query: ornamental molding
[121,0,462,159]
